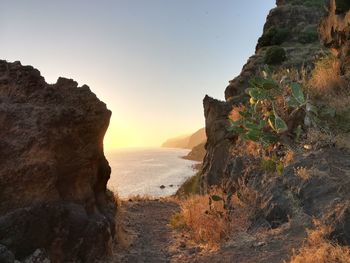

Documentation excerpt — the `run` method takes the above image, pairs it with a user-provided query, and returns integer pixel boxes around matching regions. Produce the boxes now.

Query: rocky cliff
[200,0,350,248]
[162,128,206,150]
[201,0,326,191]
[200,0,350,252]
[0,61,116,262]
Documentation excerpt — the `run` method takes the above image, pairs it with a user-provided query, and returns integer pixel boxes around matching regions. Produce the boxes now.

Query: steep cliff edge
[201,0,326,191]
[0,60,116,262]
[200,0,350,254]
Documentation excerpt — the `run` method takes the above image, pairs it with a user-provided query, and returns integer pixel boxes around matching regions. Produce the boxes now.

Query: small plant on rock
[228,69,318,147]
[258,27,290,47]
[264,46,287,65]
[298,29,319,44]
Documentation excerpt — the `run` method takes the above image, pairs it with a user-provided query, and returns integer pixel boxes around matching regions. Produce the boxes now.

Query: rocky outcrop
[0,60,115,262]
[200,96,235,191]
[201,0,350,248]
[182,142,206,162]
[225,0,325,100]
[200,0,326,192]
[231,148,350,242]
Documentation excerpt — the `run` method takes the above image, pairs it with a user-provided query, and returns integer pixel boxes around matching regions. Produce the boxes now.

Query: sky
[0,0,275,150]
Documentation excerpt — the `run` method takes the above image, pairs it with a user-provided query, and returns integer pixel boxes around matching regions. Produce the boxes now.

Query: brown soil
[110,199,308,263]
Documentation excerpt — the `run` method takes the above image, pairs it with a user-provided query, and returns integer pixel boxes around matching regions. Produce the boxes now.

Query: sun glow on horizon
[1,1,277,152]
[103,117,149,151]
[103,114,202,152]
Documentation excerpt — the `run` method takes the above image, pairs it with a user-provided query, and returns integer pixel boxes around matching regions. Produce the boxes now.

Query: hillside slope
[162,128,206,149]
[197,0,350,261]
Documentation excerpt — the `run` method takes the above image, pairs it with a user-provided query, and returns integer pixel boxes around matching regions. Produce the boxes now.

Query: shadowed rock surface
[0,60,115,262]
[201,0,327,193]
[200,0,350,250]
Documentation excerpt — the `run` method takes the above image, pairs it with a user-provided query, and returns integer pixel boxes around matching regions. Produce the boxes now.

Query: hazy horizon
[1,0,275,150]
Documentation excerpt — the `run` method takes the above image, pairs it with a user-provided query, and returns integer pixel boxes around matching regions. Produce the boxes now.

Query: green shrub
[290,0,324,8]
[228,70,318,147]
[334,109,350,133]
[335,0,350,14]
[261,156,284,175]
[175,173,200,198]
[264,46,286,65]
[298,29,319,44]
[170,212,187,229]
[258,27,290,47]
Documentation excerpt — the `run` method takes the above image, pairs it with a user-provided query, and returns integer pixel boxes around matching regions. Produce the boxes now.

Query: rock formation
[182,142,206,162]
[200,0,350,248]
[201,0,326,191]
[0,60,116,262]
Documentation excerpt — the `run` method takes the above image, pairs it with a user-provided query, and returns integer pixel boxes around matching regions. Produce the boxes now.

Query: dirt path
[113,200,179,263]
[111,199,306,263]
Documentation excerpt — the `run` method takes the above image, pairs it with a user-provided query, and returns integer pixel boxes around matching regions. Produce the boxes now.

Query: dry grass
[295,167,312,181]
[284,150,295,166]
[305,128,336,148]
[229,104,246,122]
[327,92,350,111]
[308,55,347,97]
[232,137,263,157]
[289,223,350,263]
[105,190,134,254]
[171,189,250,248]
[272,67,308,85]
[335,134,350,150]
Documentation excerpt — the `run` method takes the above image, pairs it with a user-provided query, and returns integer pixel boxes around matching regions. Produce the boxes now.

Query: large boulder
[0,60,115,262]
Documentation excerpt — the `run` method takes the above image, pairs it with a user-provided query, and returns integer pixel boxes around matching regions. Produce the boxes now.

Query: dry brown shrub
[284,150,295,166]
[295,167,312,181]
[272,67,308,85]
[309,55,346,97]
[289,222,350,263]
[229,104,246,122]
[173,189,250,248]
[233,137,262,157]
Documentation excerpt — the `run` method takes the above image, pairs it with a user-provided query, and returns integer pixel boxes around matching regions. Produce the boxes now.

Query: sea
[106,148,199,198]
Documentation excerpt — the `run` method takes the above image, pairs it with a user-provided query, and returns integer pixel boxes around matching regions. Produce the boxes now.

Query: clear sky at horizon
[1,0,275,150]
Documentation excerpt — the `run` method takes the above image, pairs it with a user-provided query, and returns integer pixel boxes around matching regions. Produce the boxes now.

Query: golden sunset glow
[103,117,141,150]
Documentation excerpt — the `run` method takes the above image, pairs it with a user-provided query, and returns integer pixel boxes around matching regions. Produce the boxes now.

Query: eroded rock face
[227,148,350,239]
[200,0,326,192]
[225,1,325,100]
[200,95,235,192]
[0,60,114,262]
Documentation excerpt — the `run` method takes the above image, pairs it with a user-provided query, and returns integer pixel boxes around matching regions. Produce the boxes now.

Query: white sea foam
[106,148,199,198]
